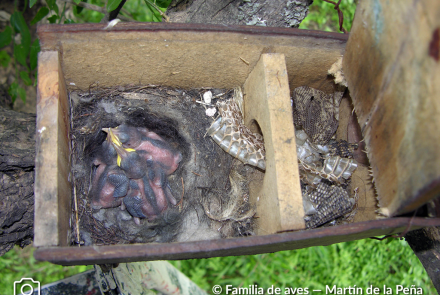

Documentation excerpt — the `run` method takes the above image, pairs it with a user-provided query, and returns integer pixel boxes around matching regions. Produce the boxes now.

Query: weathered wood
[343,0,440,216]
[34,51,71,247]
[37,23,347,93]
[167,0,313,28]
[33,23,440,267]
[33,217,440,265]
[243,53,304,233]
[35,24,346,249]
[405,227,440,293]
[0,107,36,256]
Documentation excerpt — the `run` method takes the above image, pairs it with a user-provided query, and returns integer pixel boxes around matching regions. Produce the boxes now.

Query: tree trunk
[0,107,36,256]
[167,0,313,28]
[405,227,440,292]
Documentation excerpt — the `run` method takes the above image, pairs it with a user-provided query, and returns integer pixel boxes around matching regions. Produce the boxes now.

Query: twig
[239,57,250,65]
[191,171,202,176]
[58,2,67,24]
[58,0,134,22]
[108,0,127,22]
[176,177,184,208]
[181,177,185,199]
[322,0,348,34]
[143,0,170,22]
[73,182,81,246]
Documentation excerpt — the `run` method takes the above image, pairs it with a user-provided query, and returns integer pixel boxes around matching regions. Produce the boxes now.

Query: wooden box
[34,2,440,265]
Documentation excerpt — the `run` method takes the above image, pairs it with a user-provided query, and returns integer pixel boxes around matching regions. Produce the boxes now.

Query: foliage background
[0,237,435,293]
[0,0,436,294]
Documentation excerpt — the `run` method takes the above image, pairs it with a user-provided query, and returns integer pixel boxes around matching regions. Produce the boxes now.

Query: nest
[69,85,259,246]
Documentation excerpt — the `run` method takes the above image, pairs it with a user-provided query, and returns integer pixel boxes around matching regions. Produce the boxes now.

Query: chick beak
[105,127,136,167]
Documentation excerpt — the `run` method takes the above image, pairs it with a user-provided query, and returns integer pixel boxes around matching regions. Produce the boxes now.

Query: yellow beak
[103,127,136,167]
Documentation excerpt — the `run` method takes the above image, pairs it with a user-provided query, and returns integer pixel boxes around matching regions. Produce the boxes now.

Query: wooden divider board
[343,0,440,216]
[35,51,71,247]
[243,54,304,234]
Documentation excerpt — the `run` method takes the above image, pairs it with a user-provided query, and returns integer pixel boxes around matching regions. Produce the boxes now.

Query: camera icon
[14,278,40,295]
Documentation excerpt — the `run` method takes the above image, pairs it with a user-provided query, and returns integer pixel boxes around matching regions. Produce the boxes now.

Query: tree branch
[108,0,127,22]
[58,0,134,22]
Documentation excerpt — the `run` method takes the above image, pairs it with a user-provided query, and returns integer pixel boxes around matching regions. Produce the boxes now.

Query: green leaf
[0,50,11,67]
[10,12,31,50]
[152,13,160,22]
[107,0,123,12]
[47,15,59,24]
[74,5,84,14]
[31,7,50,25]
[73,0,81,3]
[14,44,28,68]
[46,0,59,14]
[64,19,75,24]
[20,70,33,86]
[0,26,13,48]
[8,82,19,103]
[154,0,172,8]
[144,4,153,22]
[30,38,40,70]
[29,0,38,8]
[18,86,26,103]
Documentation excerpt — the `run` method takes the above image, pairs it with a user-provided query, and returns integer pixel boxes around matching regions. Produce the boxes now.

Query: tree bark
[0,107,36,256]
[405,227,440,292]
[167,0,313,28]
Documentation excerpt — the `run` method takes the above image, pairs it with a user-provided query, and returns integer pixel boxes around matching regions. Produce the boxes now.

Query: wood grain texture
[34,51,71,247]
[37,23,346,94]
[343,0,440,216]
[244,54,304,234]
[34,217,440,265]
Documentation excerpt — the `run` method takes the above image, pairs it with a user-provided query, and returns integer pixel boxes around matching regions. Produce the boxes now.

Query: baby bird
[109,125,182,175]
[103,127,147,179]
[123,177,169,224]
[90,164,129,210]
[146,161,178,207]
[90,132,129,209]
[94,125,182,223]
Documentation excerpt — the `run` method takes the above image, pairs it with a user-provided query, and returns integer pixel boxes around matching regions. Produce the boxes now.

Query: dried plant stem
[73,183,81,246]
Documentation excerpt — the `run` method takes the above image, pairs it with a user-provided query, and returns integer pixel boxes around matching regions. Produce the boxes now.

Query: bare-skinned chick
[123,177,169,224]
[90,134,129,209]
[110,124,182,175]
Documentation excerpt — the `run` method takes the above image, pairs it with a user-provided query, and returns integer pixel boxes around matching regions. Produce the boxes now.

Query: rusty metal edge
[34,217,440,265]
[36,22,349,41]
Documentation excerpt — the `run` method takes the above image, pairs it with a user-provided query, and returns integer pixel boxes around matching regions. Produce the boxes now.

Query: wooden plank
[343,0,440,216]
[33,217,440,265]
[243,54,304,233]
[37,23,346,94]
[34,51,71,247]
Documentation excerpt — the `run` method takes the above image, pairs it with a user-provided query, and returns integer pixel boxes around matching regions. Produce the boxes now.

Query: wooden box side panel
[37,24,346,94]
[343,0,440,215]
[35,51,71,247]
[244,54,304,234]
[33,217,440,265]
